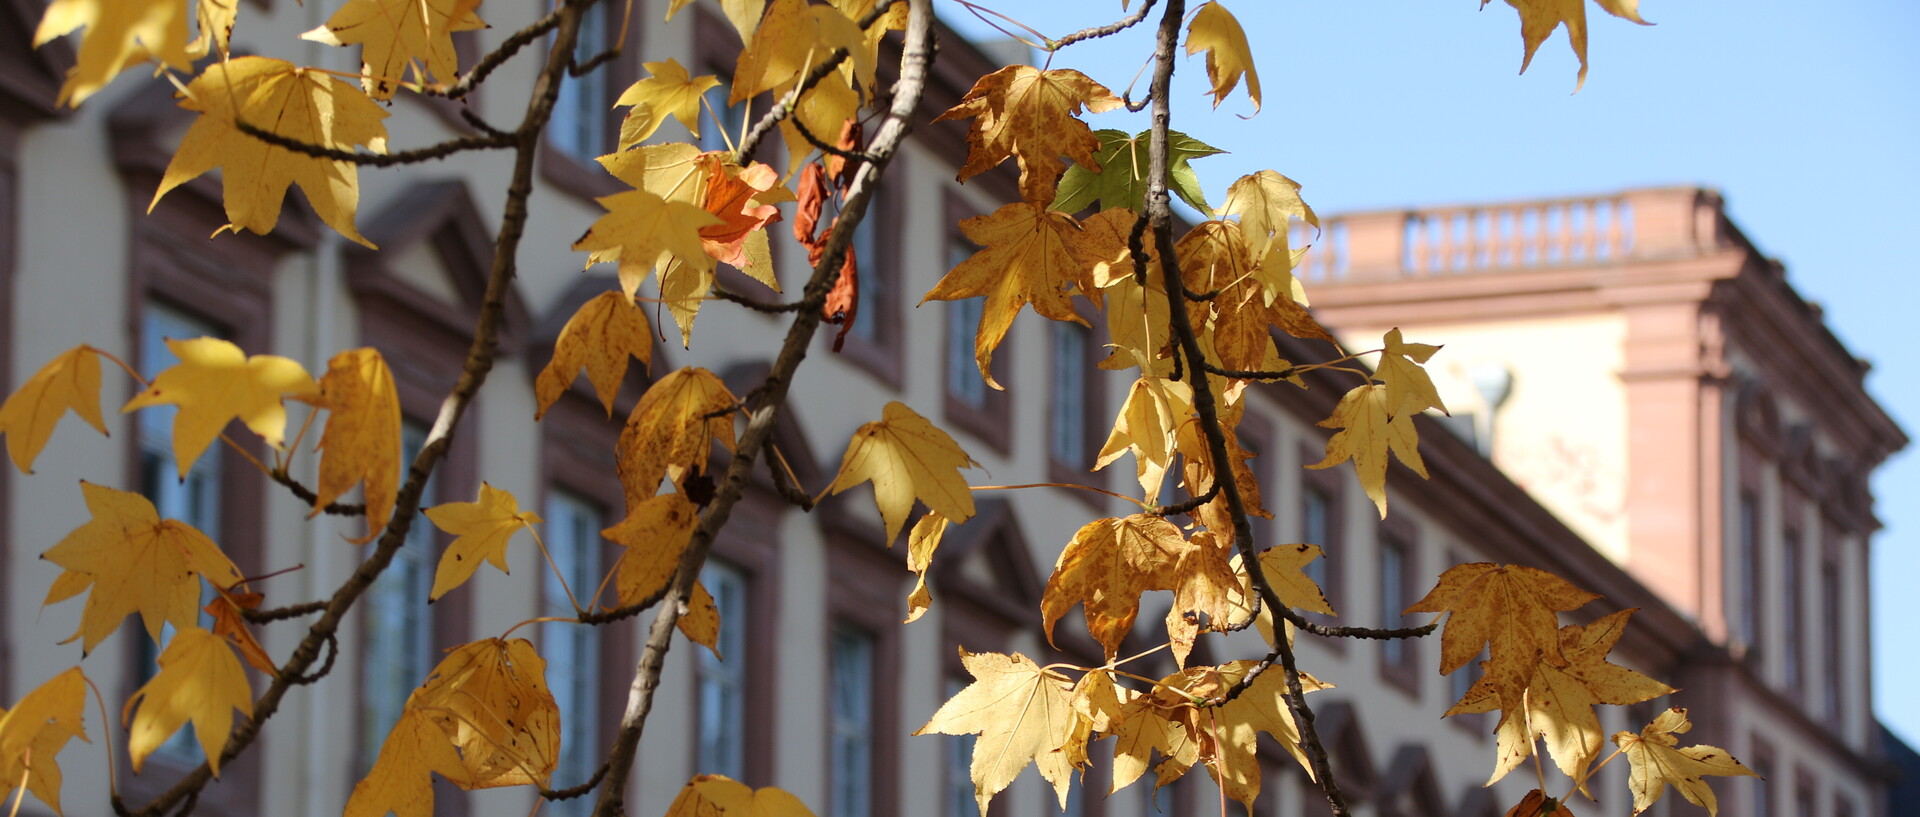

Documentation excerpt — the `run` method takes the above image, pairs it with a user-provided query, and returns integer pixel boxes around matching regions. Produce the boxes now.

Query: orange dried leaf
[123,626,252,775]
[0,667,89,815]
[203,583,275,674]
[828,401,978,543]
[535,291,654,419]
[313,347,402,540]
[0,345,108,474]
[934,66,1122,204]
[424,484,542,601]
[41,481,243,653]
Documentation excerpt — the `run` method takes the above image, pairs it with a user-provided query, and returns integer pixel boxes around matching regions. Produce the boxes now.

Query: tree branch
[234,120,515,166]
[1050,0,1157,50]
[112,3,599,814]
[590,3,935,814]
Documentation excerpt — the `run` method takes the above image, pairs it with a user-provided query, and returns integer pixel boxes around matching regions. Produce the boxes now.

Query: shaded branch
[437,5,567,100]
[242,600,328,623]
[542,762,610,801]
[710,286,808,313]
[235,120,516,166]
[1198,359,1298,381]
[734,0,905,160]
[269,470,366,517]
[1154,480,1218,516]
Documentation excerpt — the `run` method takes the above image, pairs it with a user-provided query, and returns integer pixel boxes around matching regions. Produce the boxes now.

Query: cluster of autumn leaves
[7,0,1753,816]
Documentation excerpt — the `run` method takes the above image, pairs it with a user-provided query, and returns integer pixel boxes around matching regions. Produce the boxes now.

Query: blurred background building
[0,1,1906,816]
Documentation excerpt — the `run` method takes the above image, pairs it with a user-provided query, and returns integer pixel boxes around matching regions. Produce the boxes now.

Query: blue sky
[938,0,1920,744]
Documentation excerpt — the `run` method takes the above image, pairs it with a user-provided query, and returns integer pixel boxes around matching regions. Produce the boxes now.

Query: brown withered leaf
[1507,789,1577,817]
[934,66,1123,204]
[1042,514,1237,661]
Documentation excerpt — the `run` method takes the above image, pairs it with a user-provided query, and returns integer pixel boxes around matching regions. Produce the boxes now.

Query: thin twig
[711,286,808,313]
[438,6,567,99]
[1050,0,1158,50]
[542,763,611,801]
[242,600,329,623]
[1197,360,1297,381]
[270,470,367,516]
[284,634,338,686]
[788,113,872,162]
[1154,480,1218,516]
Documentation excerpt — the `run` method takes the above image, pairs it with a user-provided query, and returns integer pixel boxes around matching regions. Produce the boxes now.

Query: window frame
[1046,299,1108,505]
[834,162,906,385]
[821,514,903,817]
[1375,518,1421,695]
[1299,445,1348,641]
[539,1,642,200]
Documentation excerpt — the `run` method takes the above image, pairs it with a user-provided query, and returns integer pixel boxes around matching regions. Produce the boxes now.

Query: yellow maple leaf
[1377,328,1448,416]
[345,708,473,817]
[1184,2,1260,113]
[665,775,817,817]
[1405,562,1600,698]
[916,650,1079,816]
[0,667,89,816]
[903,512,950,623]
[604,492,700,606]
[1095,376,1190,499]
[32,0,233,107]
[1042,514,1197,659]
[123,626,252,775]
[1108,681,1201,795]
[1203,660,1331,807]
[616,59,723,145]
[313,348,402,541]
[733,0,871,104]
[424,484,543,601]
[121,336,320,478]
[302,0,486,99]
[0,345,108,474]
[536,291,654,420]
[1219,170,1317,275]
[616,367,736,509]
[935,65,1124,204]
[678,580,722,655]
[153,57,391,247]
[1246,543,1337,617]
[922,202,1117,389]
[41,481,244,653]
[1451,610,1675,787]
[1307,384,1426,517]
[1495,0,1650,90]
[828,401,979,543]
[1612,708,1759,816]
[410,637,558,788]
[575,189,725,329]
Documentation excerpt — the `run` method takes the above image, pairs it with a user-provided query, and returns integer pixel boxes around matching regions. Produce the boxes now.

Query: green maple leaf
[1051,129,1223,215]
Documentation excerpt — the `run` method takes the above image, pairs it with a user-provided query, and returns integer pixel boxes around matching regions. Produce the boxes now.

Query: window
[1302,485,1331,588]
[829,625,877,817]
[947,295,988,408]
[549,1,615,163]
[1822,558,1843,721]
[941,194,1012,452]
[1748,738,1774,817]
[1298,461,1345,626]
[1782,529,1803,693]
[1733,490,1762,659]
[359,423,439,768]
[835,181,903,384]
[541,490,605,815]
[135,304,223,766]
[1050,322,1088,465]
[944,676,980,817]
[1378,533,1418,688]
[696,560,750,779]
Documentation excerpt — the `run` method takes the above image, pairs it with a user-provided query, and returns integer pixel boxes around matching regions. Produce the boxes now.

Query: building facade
[0,2,1905,817]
